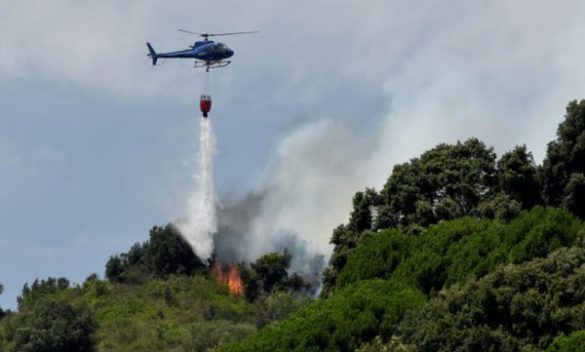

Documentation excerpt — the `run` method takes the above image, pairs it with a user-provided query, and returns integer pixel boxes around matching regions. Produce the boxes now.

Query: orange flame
[226,264,244,295]
[211,262,244,295]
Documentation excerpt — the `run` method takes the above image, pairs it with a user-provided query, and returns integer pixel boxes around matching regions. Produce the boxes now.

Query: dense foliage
[324,100,585,295]
[322,140,538,294]
[336,207,583,294]
[399,247,585,352]
[218,279,425,352]
[222,209,585,351]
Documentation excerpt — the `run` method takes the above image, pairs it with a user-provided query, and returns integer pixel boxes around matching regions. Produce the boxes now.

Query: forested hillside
[0,227,312,352]
[219,101,585,351]
[1,100,584,351]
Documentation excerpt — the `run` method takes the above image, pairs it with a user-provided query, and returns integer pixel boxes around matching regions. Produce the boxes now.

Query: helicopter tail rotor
[146,43,158,65]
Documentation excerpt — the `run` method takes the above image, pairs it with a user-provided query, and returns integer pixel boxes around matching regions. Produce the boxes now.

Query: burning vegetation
[211,261,244,295]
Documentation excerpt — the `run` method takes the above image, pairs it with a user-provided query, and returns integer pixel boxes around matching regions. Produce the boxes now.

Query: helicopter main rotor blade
[206,31,260,36]
[178,29,201,35]
[178,29,259,37]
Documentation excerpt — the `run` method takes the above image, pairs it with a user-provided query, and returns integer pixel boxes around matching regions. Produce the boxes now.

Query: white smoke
[241,118,375,259]
[222,1,585,263]
[175,117,217,259]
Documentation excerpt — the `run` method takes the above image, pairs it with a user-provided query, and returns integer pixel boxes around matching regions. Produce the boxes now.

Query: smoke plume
[210,118,372,288]
[175,117,217,259]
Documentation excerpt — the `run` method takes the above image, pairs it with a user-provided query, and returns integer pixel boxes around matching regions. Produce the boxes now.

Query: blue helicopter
[146,30,258,71]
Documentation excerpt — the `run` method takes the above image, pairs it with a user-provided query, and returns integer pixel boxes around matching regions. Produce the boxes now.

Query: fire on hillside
[211,261,244,295]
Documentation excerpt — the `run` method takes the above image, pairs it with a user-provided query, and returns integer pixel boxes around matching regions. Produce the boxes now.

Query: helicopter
[146,30,258,71]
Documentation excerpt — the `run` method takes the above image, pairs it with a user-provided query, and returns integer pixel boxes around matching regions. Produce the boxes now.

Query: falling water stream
[176,116,217,259]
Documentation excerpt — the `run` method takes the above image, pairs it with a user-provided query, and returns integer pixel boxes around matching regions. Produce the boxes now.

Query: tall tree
[562,173,585,219]
[144,224,205,277]
[105,255,124,283]
[542,100,585,213]
[496,145,541,208]
[250,252,291,293]
[348,188,380,233]
[379,138,496,228]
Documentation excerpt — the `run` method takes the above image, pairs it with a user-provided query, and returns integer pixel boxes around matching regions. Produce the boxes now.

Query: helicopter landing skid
[194,60,231,71]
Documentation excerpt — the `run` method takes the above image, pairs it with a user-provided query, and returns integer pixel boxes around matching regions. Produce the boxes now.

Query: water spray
[175,90,217,259]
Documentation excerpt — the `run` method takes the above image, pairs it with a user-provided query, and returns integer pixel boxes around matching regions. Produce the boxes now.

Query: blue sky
[2,0,585,309]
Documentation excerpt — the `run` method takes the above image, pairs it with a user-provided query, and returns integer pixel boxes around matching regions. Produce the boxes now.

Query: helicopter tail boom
[146,43,158,65]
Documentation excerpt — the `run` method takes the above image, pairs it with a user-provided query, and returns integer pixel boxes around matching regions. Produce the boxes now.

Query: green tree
[477,192,521,222]
[104,224,206,283]
[250,252,291,294]
[144,224,205,276]
[105,255,124,283]
[126,242,144,266]
[562,173,585,219]
[240,251,312,301]
[542,100,585,214]
[12,299,96,352]
[379,138,496,229]
[348,188,380,233]
[496,145,542,208]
